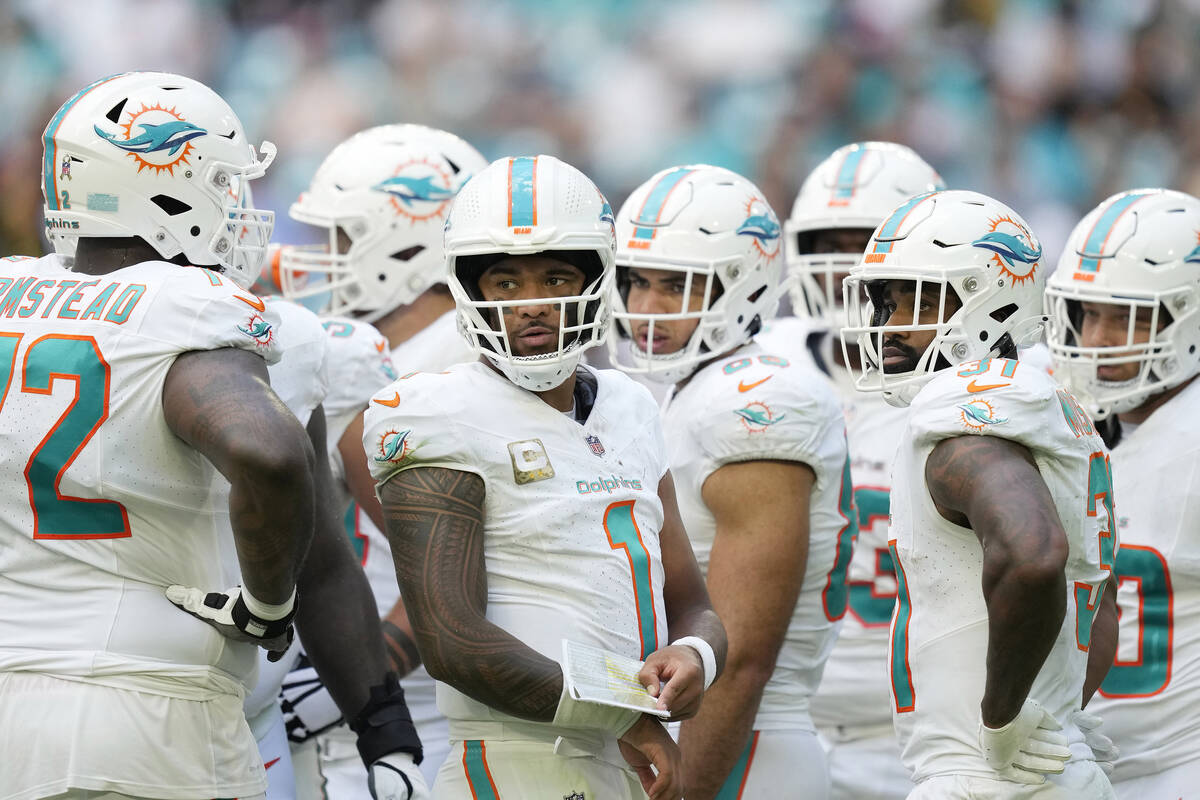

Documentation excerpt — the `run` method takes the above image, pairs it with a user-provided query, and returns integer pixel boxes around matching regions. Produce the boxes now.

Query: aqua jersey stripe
[632,167,694,240]
[508,157,537,227]
[1077,192,1149,274]
[462,740,500,799]
[714,731,759,800]
[889,540,915,712]
[870,192,935,256]
[43,73,127,210]
[831,148,867,202]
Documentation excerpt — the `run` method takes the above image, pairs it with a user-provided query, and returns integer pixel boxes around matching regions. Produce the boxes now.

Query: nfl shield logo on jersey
[585,434,605,457]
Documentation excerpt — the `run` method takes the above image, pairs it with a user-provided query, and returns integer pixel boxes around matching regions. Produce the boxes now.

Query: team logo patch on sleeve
[734,401,784,433]
[237,313,274,348]
[958,399,1008,432]
[507,439,555,484]
[375,428,413,463]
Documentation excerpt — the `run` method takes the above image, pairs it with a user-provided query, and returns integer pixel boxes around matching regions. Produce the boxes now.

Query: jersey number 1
[604,500,658,659]
[0,333,130,538]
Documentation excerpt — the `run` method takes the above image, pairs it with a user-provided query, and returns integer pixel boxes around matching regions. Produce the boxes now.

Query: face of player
[622,266,710,355]
[478,255,586,357]
[1078,300,1163,382]
[876,279,962,373]
[809,227,874,303]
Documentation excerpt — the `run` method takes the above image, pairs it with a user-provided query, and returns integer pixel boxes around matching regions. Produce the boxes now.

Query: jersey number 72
[0,332,130,538]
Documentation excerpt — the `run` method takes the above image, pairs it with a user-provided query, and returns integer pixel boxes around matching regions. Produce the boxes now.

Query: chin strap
[349,672,423,767]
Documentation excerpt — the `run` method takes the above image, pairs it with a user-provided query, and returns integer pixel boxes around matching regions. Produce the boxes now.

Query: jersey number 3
[0,332,130,538]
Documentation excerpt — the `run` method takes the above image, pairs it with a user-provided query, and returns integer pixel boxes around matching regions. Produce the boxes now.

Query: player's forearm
[413,612,566,721]
[228,456,315,604]
[1082,578,1119,707]
[979,546,1066,726]
[665,606,728,679]
[381,598,423,678]
[295,521,388,717]
[379,466,564,721]
[678,672,765,800]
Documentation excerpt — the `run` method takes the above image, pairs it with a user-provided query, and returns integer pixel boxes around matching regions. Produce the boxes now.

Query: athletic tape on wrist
[242,587,297,621]
[671,636,717,690]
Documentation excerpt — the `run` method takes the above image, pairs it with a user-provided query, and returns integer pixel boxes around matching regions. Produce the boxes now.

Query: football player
[275,123,487,792]
[363,154,727,800]
[0,71,310,800]
[608,164,851,799]
[842,189,1118,798]
[1046,188,1200,798]
[756,141,945,799]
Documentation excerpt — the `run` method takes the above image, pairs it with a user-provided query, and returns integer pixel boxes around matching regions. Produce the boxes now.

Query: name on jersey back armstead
[0,275,145,324]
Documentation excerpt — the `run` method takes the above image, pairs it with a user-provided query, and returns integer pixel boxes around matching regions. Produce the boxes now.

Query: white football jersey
[752,322,911,731]
[263,297,331,428]
[320,316,397,486]
[364,362,669,734]
[1090,377,1200,783]
[0,255,282,686]
[387,309,476,376]
[890,357,1116,783]
[662,341,849,730]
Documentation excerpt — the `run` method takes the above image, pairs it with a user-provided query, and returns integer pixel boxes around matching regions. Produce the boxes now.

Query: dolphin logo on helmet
[372,175,456,206]
[736,213,781,244]
[94,119,207,156]
[972,231,1043,268]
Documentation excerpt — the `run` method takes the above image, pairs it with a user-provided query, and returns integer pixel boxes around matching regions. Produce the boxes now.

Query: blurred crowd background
[4,0,1200,264]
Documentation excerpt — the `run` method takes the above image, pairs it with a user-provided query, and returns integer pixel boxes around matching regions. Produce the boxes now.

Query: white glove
[978,698,1072,785]
[279,656,344,742]
[166,584,296,662]
[1072,709,1118,776]
[368,752,430,800]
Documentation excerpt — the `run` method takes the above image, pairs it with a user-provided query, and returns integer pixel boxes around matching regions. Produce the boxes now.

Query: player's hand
[280,656,344,743]
[166,584,296,662]
[978,698,1071,785]
[367,752,430,800]
[618,714,683,800]
[1071,709,1118,776]
[638,644,705,720]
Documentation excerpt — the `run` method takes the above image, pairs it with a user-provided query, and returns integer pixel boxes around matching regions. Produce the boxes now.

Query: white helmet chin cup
[786,141,945,328]
[279,124,487,319]
[443,155,616,392]
[1046,188,1200,420]
[42,71,274,289]
[842,190,1046,407]
[609,164,785,382]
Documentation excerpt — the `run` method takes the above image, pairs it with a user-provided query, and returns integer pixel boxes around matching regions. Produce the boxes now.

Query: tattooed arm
[378,466,563,719]
[163,347,315,604]
[925,435,1068,727]
[294,405,392,717]
[340,411,424,678]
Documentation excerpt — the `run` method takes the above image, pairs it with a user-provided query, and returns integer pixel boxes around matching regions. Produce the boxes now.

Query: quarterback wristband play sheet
[554,639,669,734]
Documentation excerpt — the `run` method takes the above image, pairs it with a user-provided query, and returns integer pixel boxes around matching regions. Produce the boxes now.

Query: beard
[881,336,923,374]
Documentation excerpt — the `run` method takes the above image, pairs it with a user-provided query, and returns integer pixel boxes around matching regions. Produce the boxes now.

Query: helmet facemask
[1046,289,1189,419]
[451,250,612,391]
[842,273,968,406]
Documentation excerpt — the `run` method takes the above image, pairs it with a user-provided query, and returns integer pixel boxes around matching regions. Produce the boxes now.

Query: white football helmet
[42,71,276,289]
[786,141,944,327]
[842,190,1047,407]
[444,155,615,392]
[1046,188,1200,419]
[609,164,784,383]
[280,124,487,320]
